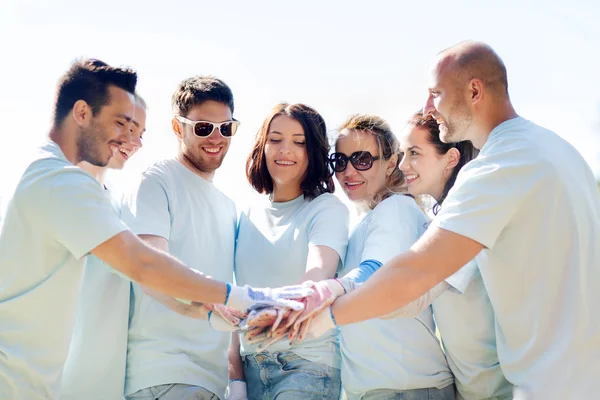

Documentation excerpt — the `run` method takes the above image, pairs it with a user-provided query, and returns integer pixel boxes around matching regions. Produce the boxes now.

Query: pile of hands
[208,279,346,349]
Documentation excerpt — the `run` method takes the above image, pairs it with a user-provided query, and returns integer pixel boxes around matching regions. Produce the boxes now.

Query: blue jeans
[124,384,219,400]
[243,351,341,400]
[347,385,456,400]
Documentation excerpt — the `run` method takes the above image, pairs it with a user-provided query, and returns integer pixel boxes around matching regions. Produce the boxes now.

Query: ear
[469,78,483,105]
[385,154,399,177]
[446,147,460,170]
[172,118,183,139]
[72,100,91,127]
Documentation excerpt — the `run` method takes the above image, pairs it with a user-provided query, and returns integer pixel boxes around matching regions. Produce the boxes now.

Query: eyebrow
[269,131,305,137]
[408,145,422,151]
[116,113,133,123]
[131,119,141,128]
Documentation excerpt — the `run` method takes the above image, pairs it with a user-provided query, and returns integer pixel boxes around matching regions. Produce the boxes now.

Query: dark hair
[408,111,478,214]
[337,114,405,209]
[172,75,234,117]
[53,58,137,126]
[246,103,334,200]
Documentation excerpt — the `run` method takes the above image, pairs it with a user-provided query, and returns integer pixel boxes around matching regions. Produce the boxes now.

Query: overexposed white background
[1,0,599,209]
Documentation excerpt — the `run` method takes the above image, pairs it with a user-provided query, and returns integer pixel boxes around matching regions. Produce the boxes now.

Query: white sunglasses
[176,116,240,138]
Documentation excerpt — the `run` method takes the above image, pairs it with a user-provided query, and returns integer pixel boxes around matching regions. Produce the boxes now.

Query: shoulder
[141,158,180,180]
[309,193,349,217]
[18,157,98,201]
[372,194,424,221]
[309,192,347,210]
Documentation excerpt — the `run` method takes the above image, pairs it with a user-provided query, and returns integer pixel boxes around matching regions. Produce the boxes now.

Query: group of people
[0,41,598,400]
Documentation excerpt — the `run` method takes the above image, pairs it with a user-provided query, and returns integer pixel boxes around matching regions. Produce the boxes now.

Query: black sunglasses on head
[329,151,381,172]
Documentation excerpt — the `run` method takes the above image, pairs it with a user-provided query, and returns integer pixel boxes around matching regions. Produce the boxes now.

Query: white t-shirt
[433,259,513,400]
[60,188,132,400]
[432,117,600,399]
[340,194,454,396]
[0,141,127,399]
[235,193,349,369]
[120,158,237,398]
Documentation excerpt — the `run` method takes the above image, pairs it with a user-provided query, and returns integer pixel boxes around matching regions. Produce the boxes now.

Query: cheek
[296,148,309,167]
[263,144,275,160]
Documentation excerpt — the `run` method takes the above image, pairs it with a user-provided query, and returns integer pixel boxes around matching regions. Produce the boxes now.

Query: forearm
[228,333,245,381]
[135,244,228,304]
[380,280,449,319]
[301,245,339,283]
[143,287,210,319]
[330,227,482,326]
[337,259,382,293]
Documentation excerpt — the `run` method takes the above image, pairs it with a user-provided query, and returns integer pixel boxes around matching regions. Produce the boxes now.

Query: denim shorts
[346,384,456,400]
[124,383,219,400]
[243,351,341,400]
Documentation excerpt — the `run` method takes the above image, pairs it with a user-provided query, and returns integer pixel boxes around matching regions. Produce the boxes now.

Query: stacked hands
[208,279,346,349]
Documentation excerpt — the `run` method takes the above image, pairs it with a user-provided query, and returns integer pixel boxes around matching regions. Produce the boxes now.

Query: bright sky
[1,0,599,208]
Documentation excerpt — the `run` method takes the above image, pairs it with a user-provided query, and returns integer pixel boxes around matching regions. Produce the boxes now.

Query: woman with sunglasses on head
[330,114,455,400]
[230,103,349,400]
[398,112,513,400]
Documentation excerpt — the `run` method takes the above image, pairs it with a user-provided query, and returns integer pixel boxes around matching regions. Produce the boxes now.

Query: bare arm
[331,227,483,325]
[301,245,340,283]
[228,333,245,381]
[91,230,228,304]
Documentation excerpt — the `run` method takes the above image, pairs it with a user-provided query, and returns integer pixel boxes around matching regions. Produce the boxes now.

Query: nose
[398,153,410,173]
[342,161,359,177]
[278,140,292,155]
[206,129,223,143]
[422,93,435,116]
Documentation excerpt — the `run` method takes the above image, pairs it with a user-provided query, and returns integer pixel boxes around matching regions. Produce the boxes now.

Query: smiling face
[334,129,390,203]
[174,100,232,179]
[76,85,135,167]
[423,58,473,144]
[398,125,452,201]
[264,115,308,193]
[108,104,146,170]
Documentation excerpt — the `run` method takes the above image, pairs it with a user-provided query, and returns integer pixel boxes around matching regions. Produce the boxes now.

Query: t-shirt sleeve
[307,195,349,261]
[431,149,536,250]
[18,167,127,260]
[361,195,424,264]
[120,170,171,240]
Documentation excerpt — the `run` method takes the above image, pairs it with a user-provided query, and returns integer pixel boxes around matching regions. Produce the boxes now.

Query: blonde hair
[336,114,406,210]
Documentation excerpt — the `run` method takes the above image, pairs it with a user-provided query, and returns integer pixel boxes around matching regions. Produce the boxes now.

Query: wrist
[227,380,247,399]
[327,278,346,297]
[225,285,246,311]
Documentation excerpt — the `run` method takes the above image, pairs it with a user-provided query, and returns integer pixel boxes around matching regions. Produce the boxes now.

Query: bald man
[305,41,600,399]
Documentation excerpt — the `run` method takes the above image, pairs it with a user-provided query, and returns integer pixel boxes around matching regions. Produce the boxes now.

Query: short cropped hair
[53,58,137,126]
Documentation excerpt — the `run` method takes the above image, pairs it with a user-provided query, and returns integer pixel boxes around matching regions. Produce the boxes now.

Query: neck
[430,183,445,204]
[472,100,518,149]
[176,153,215,182]
[49,124,79,164]
[78,162,108,186]
[271,182,302,202]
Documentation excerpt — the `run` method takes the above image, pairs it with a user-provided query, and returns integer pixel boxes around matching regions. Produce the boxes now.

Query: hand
[226,284,314,313]
[225,380,247,400]
[289,306,336,344]
[291,279,345,327]
[207,304,248,331]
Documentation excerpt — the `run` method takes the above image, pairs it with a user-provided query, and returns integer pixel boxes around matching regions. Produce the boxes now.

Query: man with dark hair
[119,75,241,400]
[0,61,309,400]
[60,93,147,400]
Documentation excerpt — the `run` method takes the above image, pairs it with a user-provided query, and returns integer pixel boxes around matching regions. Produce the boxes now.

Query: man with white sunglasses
[120,76,242,400]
